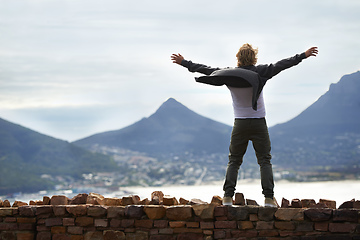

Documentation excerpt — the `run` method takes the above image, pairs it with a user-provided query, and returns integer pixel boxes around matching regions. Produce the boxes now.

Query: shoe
[222,196,233,206]
[264,197,279,207]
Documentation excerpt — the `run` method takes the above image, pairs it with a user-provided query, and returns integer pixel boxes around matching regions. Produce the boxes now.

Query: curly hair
[236,43,258,67]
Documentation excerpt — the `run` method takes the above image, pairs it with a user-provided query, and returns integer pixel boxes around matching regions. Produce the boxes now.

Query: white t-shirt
[227,86,266,118]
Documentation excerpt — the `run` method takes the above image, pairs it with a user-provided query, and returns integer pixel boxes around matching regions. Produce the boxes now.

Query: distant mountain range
[1,71,359,195]
[74,71,360,175]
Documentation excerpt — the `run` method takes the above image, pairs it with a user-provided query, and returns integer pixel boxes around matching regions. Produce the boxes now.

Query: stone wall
[0,193,360,240]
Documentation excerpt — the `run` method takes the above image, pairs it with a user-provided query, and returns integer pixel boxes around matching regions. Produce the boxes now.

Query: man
[171,44,318,207]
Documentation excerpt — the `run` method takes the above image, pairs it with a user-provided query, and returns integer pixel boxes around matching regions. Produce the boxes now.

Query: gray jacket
[181,52,307,110]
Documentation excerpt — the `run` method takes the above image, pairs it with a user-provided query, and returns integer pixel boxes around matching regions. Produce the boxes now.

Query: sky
[0,0,359,142]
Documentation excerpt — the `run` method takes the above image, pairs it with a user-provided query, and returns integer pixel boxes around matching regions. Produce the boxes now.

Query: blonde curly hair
[236,43,258,67]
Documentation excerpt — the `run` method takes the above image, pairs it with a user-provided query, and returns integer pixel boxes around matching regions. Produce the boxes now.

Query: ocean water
[121,179,360,207]
[2,180,360,207]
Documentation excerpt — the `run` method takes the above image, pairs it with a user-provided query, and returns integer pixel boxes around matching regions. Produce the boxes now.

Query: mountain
[74,98,232,156]
[270,71,360,135]
[0,118,118,195]
[269,71,360,174]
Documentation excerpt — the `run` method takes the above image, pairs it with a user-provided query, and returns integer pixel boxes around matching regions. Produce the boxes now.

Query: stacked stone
[0,192,360,240]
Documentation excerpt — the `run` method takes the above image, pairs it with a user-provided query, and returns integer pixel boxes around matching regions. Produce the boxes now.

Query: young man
[171,44,318,207]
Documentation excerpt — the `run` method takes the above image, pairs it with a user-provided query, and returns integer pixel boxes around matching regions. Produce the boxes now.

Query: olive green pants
[223,118,274,198]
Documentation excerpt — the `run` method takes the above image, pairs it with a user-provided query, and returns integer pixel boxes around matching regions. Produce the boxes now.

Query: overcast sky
[0,0,359,141]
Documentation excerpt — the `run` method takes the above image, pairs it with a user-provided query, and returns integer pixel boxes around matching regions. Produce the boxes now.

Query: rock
[103,230,126,240]
[104,198,122,206]
[211,196,222,206]
[19,206,36,216]
[275,208,304,221]
[339,199,355,209]
[144,205,167,219]
[12,201,28,207]
[290,199,302,208]
[87,193,104,205]
[166,205,192,220]
[138,198,150,205]
[301,199,316,208]
[309,202,328,208]
[121,195,140,206]
[3,200,11,207]
[163,196,178,206]
[0,199,3,207]
[258,207,277,221]
[53,205,67,216]
[125,205,145,219]
[319,199,336,209]
[132,195,140,204]
[121,196,134,205]
[151,191,164,204]
[84,231,103,240]
[281,198,290,208]
[0,208,13,216]
[43,196,50,205]
[69,193,88,205]
[35,205,53,215]
[30,200,43,206]
[246,199,259,206]
[227,206,250,221]
[66,205,88,216]
[234,193,245,205]
[50,195,69,205]
[192,204,215,220]
[329,222,357,233]
[88,205,107,217]
[333,209,358,222]
[107,206,125,218]
[354,200,360,209]
[304,208,332,221]
[190,198,208,205]
[179,197,189,205]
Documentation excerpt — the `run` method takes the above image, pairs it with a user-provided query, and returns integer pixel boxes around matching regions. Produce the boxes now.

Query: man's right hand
[171,53,184,65]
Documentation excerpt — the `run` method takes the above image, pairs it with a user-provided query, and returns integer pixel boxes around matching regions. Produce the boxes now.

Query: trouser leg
[223,119,249,197]
[251,118,274,198]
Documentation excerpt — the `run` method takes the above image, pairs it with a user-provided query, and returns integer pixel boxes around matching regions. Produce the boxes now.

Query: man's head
[236,43,258,67]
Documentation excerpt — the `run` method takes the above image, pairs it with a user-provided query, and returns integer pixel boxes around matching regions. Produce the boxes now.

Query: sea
[2,179,359,207]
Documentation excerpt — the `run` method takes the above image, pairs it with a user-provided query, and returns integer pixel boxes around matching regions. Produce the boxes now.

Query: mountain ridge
[73,98,232,155]
[270,71,360,135]
[74,71,360,176]
[0,117,118,195]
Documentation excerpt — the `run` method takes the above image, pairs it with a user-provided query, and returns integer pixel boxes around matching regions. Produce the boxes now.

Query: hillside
[0,118,118,195]
[74,98,232,156]
[269,71,360,175]
[271,71,360,135]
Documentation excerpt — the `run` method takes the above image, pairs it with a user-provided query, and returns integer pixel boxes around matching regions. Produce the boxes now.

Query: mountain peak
[152,98,192,118]
[157,98,183,109]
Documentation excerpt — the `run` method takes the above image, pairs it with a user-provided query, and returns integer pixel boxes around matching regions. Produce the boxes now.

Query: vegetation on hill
[0,118,118,195]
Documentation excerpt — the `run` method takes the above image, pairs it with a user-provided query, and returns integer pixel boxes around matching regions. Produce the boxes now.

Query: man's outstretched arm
[171,53,220,76]
[256,46,318,79]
